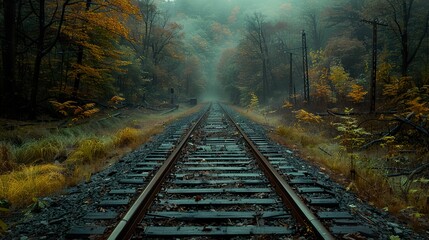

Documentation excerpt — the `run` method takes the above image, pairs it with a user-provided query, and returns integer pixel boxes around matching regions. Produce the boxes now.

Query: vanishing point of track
[107,103,336,239]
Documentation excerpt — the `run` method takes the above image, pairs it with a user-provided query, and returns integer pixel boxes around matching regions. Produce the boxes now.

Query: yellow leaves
[332,108,370,151]
[411,212,424,219]
[314,82,333,102]
[74,104,99,118]
[329,64,350,95]
[294,109,323,123]
[282,101,293,109]
[309,49,326,66]
[49,100,78,116]
[60,0,137,86]
[110,96,125,104]
[50,100,99,122]
[247,92,259,110]
[377,61,394,83]
[389,235,401,240]
[383,76,411,97]
[72,64,102,79]
[406,97,429,118]
[347,84,367,103]
[211,22,232,42]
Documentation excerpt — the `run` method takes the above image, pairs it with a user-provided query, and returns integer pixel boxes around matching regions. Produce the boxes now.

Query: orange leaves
[110,96,125,104]
[50,100,77,117]
[282,101,293,109]
[329,65,350,95]
[294,109,323,123]
[382,76,411,97]
[73,103,100,120]
[192,35,209,52]
[347,84,367,103]
[211,22,232,42]
[228,6,240,23]
[50,100,99,122]
[406,97,429,118]
[314,82,333,102]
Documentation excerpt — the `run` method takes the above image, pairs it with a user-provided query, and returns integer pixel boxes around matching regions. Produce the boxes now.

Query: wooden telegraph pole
[362,19,387,113]
[302,30,310,103]
[289,52,293,101]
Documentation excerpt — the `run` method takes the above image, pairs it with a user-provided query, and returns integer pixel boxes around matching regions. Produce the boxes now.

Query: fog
[156,0,429,107]
[157,0,329,103]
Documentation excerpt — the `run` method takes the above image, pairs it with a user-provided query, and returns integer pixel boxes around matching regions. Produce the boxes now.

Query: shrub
[65,139,107,166]
[0,164,65,207]
[14,139,64,165]
[114,127,141,147]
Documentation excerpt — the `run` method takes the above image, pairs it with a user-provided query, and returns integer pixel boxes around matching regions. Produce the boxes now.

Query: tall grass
[114,127,141,148]
[0,164,65,207]
[65,139,108,166]
[14,139,66,165]
[0,104,202,208]
[239,106,428,229]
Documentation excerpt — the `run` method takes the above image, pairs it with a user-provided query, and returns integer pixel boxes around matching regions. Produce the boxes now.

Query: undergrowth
[238,106,428,230]
[0,164,65,207]
[0,105,201,208]
[277,123,428,229]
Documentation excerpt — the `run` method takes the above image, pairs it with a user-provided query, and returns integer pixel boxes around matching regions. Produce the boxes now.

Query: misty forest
[1,0,429,236]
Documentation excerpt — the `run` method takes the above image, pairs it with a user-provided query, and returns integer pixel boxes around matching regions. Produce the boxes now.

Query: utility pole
[293,83,297,105]
[302,30,310,103]
[362,19,387,113]
[289,52,293,101]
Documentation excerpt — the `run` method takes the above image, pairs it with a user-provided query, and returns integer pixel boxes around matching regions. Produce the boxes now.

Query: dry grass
[236,105,429,230]
[0,164,65,207]
[65,139,108,166]
[0,104,202,208]
[113,127,141,148]
[14,139,66,165]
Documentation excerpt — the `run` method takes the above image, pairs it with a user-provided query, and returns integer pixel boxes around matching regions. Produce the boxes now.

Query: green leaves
[25,197,48,215]
[332,108,370,152]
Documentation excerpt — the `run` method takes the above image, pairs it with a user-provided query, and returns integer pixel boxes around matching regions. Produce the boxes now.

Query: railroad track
[6,103,423,240]
[101,103,375,239]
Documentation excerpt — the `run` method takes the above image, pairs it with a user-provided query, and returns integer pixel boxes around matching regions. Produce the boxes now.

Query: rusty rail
[108,103,334,239]
[107,104,210,240]
[220,104,334,240]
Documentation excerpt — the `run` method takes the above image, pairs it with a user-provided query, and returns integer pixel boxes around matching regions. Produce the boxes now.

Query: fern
[50,100,99,122]
[332,108,370,152]
[295,109,323,123]
[247,92,259,111]
[347,84,367,103]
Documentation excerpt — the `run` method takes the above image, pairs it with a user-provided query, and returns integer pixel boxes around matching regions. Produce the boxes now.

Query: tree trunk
[1,0,17,116]
[72,0,91,99]
[30,54,43,118]
[401,0,410,76]
[72,45,83,99]
[29,0,46,119]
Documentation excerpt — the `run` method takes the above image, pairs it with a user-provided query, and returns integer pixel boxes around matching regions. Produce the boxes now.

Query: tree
[299,0,330,50]
[28,0,71,118]
[245,12,272,103]
[58,0,137,100]
[134,1,183,89]
[367,0,429,76]
[1,0,17,116]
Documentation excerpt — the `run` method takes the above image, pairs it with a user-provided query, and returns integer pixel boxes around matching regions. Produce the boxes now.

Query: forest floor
[0,103,202,211]
[233,105,429,233]
[1,102,428,234]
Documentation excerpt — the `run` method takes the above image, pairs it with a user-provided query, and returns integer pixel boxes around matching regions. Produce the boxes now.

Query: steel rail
[108,104,211,240]
[220,104,335,240]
